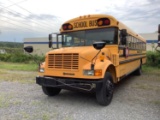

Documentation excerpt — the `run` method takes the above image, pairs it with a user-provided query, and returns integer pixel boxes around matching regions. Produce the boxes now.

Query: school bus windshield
[61,27,117,47]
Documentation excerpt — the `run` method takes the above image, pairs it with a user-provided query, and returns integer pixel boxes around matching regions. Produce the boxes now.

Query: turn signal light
[94,70,102,76]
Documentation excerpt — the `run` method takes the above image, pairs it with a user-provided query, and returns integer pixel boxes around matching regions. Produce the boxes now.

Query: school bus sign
[60,15,116,31]
[73,20,98,28]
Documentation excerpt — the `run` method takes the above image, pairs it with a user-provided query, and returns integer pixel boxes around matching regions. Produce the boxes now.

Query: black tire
[42,86,61,96]
[134,65,142,76]
[96,72,114,106]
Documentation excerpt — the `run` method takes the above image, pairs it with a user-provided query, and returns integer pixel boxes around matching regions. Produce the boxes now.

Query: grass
[0,62,38,71]
[42,113,50,120]
[150,100,160,105]
[0,94,9,108]
[0,62,159,84]
[142,65,160,75]
[133,83,153,90]
[0,62,37,83]
[0,69,36,83]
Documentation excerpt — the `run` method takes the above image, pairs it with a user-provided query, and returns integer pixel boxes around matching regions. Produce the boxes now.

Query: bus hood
[47,46,104,61]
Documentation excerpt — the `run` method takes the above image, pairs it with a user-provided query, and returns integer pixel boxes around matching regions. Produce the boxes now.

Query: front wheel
[96,72,114,106]
[42,86,61,96]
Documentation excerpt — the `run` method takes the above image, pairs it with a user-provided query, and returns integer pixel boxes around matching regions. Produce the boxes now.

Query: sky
[0,0,160,42]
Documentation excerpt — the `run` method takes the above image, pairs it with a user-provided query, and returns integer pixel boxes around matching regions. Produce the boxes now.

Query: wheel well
[106,65,117,83]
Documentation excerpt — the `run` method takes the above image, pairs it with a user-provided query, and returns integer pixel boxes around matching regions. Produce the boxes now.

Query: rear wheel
[134,64,142,76]
[96,72,114,106]
[42,86,61,96]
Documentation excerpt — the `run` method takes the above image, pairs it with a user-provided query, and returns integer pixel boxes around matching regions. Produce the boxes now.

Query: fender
[83,59,114,79]
[94,59,114,78]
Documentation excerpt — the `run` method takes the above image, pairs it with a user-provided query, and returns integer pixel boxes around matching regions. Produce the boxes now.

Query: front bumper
[36,76,103,92]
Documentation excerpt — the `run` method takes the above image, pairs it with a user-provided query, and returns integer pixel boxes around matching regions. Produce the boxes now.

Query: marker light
[94,69,102,76]
[99,55,105,61]
[98,20,103,26]
[63,25,67,30]
[62,23,73,30]
[68,24,73,29]
[97,18,110,26]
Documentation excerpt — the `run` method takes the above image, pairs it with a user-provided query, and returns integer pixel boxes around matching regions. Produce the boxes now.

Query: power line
[8,0,61,29]
[0,0,27,10]
[0,0,61,38]
[0,5,54,30]
[0,4,60,32]
[0,14,53,31]
[0,18,43,32]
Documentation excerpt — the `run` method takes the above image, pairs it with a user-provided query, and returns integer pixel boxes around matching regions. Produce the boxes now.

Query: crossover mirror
[49,34,52,48]
[93,41,106,50]
[24,46,33,53]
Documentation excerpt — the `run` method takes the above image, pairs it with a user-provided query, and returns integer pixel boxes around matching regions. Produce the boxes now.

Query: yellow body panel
[40,14,146,83]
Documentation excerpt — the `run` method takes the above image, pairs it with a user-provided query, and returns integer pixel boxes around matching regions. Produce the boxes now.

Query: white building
[0,49,6,54]
[140,32,158,51]
[24,37,55,55]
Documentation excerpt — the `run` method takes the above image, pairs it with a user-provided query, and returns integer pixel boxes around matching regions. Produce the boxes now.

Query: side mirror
[158,41,160,47]
[49,34,52,48]
[24,46,33,53]
[120,29,127,37]
[93,41,106,50]
[158,35,160,47]
[121,37,127,45]
[120,29,127,45]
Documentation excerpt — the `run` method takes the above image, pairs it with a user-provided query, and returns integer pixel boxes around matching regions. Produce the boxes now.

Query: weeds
[42,113,50,120]
[150,100,160,105]
[0,94,10,108]
[142,65,160,75]
[0,68,36,84]
[0,62,38,71]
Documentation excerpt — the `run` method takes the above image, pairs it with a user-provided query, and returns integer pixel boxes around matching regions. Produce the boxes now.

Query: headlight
[83,70,94,76]
[39,68,45,73]
[83,69,102,76]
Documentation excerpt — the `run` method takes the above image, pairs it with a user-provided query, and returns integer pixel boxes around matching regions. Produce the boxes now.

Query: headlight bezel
[39,68,45,73]
[83,69,102,76]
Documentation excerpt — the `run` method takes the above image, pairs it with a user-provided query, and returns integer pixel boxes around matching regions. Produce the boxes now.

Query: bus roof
[61,14,146,42]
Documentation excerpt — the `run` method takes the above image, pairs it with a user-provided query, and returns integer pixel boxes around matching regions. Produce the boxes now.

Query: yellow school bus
[25,14,146,106]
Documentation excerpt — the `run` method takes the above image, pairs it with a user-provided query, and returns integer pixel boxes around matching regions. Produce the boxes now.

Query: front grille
[48,53,79,70]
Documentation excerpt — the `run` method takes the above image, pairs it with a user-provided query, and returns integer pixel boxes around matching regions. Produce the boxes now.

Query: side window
[131,36,134,48]
[118,30,126,46]
[63,35,73,46]
[135,38,138,49]
[127,35,132,48]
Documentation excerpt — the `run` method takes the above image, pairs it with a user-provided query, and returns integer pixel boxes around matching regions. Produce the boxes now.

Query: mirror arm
[90,50,101,70]
[91,50,101,62]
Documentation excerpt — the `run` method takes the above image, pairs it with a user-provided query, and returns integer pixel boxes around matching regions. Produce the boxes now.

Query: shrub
[146,51,160,68]
[0,51,44,63]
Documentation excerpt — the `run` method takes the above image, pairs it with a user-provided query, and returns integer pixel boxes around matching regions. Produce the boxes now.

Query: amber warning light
[62,23,73,30]
[97,18,110,26]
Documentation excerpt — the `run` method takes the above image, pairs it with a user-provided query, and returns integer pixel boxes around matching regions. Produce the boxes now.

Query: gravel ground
[0,70,160,120]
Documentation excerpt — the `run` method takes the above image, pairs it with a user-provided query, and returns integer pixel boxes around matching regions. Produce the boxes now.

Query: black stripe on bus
[119,56,146,64]
[119,53,146,57]
[118,46,146,51]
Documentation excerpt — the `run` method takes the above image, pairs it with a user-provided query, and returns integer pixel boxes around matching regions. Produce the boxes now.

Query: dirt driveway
[0,69,160,120]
